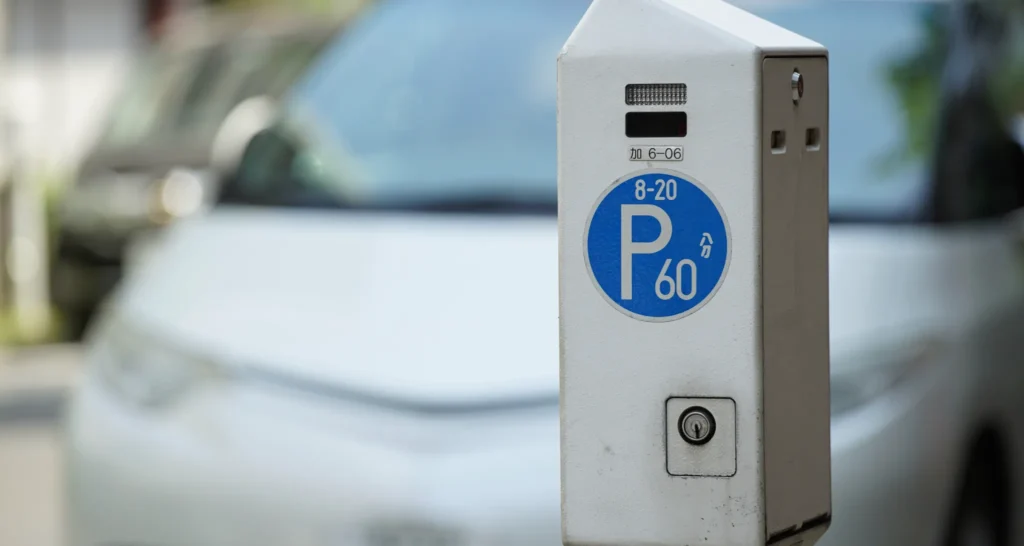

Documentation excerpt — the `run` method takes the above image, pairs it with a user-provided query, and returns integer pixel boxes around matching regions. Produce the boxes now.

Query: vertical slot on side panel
[805,127,821,151]
[771,130,787,154]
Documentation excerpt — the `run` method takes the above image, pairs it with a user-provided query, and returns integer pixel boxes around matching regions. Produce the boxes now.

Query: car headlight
[830,335,943,418]
[150,168,210,224]
[94,325,222,409]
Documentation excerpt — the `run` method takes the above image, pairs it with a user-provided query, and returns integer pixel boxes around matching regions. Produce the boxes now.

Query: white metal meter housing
[557,0,830,545]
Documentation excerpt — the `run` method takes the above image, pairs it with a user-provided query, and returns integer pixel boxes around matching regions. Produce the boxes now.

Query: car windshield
[263,0,582,212]
[239,0,944,219]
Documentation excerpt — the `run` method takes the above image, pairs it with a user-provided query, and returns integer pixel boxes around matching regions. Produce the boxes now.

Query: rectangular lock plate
[666,397,737,477]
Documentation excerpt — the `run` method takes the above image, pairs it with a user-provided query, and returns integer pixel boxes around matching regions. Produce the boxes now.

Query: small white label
[629,146,683,162]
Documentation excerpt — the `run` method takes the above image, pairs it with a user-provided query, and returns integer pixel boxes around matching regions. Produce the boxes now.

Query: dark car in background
[50,10,337,338]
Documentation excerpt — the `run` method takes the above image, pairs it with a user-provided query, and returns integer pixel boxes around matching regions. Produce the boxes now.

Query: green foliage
[33,168,72,264]
[0,169,70,346]
[877,6,950,175]
[0,308,62,346]
[990,32,1024,122]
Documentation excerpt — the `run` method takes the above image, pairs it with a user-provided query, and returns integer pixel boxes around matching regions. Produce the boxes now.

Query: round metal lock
[678,406,716,445]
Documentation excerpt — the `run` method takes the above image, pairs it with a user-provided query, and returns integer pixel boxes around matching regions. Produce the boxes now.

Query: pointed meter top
[560,0,825,60]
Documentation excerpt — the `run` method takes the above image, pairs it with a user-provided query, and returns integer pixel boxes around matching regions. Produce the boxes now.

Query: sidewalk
[0,344,81,424]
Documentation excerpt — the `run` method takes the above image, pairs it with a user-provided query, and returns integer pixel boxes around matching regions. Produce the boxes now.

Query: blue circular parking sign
[585,169,731,321]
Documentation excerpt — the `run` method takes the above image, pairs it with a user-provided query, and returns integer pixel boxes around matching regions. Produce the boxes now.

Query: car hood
[116,208,561,408]
[115,210,1008,406]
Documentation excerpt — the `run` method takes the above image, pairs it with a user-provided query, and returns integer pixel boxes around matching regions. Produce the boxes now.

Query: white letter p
[621,205,672,300]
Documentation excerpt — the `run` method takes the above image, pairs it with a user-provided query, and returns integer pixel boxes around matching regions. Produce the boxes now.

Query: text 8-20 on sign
[585,170,730,321]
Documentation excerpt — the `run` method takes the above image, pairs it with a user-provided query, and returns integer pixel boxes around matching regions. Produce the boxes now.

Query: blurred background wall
[6,0,199,170]
[0,0,201,343]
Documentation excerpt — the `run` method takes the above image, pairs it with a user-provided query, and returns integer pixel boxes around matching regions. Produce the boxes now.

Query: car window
[173,42,235,131]
[96,41,235,148]
[174,35,327,138]
[97,47,202,149]
[97,33,326,151]
[232,36,327,102]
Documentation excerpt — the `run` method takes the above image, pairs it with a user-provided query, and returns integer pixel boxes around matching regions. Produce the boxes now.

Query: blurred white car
[64,1,1024,546]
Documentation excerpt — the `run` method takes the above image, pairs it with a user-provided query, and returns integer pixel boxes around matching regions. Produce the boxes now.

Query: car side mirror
[210,95,278,177]
[218,126,301,205]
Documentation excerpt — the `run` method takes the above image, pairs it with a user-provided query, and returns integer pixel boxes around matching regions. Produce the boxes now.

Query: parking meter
[557,1,830,545]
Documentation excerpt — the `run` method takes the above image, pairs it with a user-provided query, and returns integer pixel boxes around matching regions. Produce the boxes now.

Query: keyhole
[678,406,716,446]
